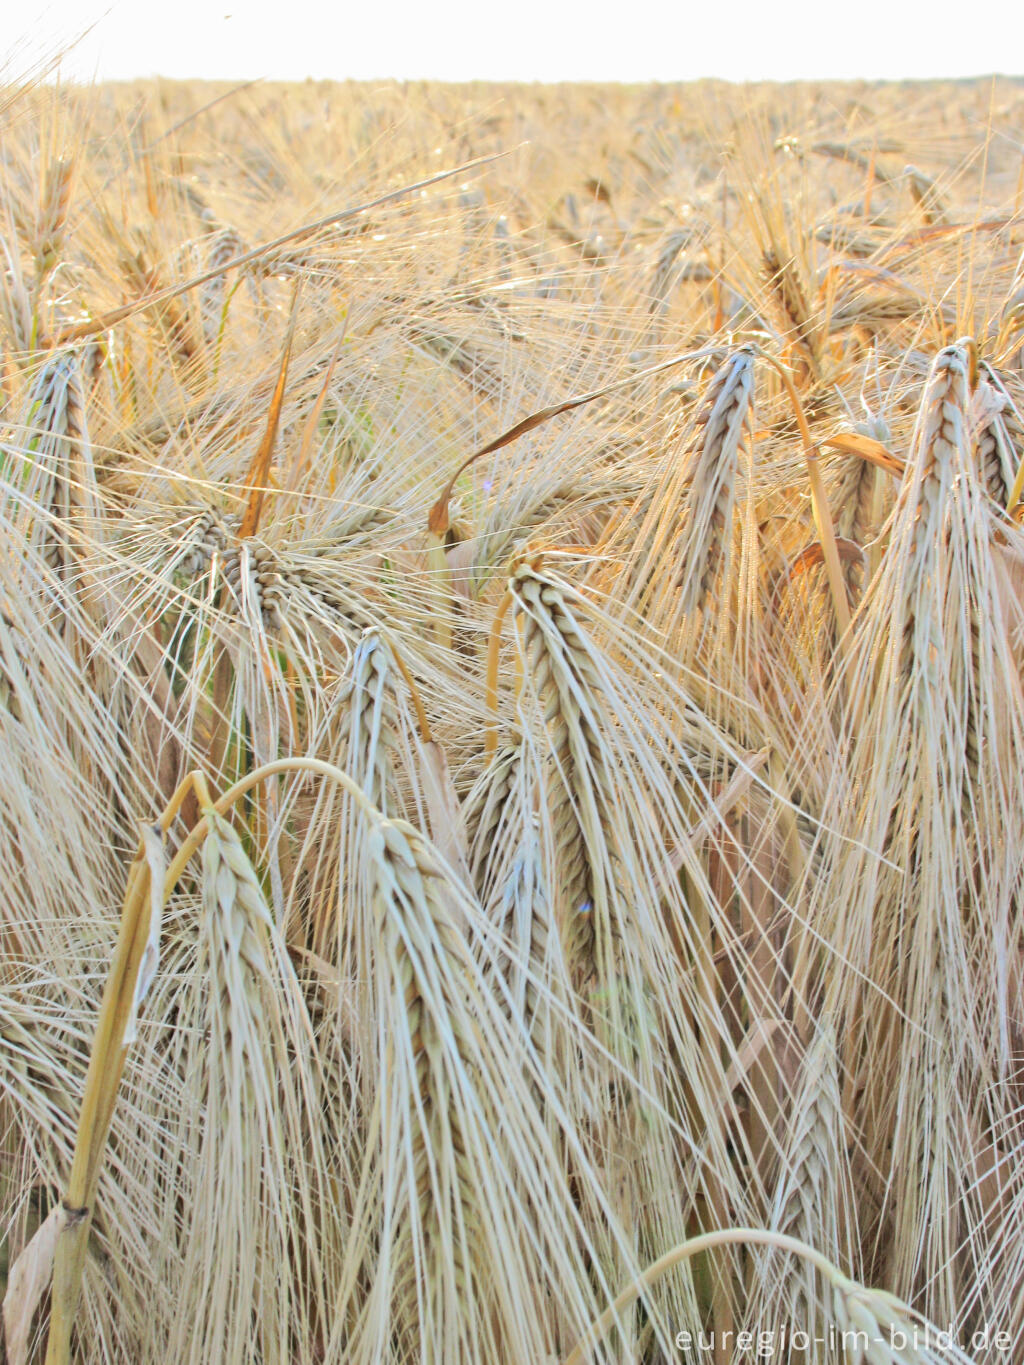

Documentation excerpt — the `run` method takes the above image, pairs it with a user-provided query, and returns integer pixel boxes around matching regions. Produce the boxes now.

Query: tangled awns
[1,71,1024,1365]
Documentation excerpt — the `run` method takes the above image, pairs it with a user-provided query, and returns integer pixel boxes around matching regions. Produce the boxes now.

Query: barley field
[1,72,1024,1364]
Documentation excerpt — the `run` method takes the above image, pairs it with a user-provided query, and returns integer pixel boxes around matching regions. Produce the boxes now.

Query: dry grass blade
[237,283,300,539]
[426,345,715,536]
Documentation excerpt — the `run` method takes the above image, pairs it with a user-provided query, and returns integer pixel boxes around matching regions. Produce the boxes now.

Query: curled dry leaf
[3,1204,61,1365]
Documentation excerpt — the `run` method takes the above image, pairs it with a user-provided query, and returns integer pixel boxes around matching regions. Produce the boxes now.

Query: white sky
[13,0,1023,84]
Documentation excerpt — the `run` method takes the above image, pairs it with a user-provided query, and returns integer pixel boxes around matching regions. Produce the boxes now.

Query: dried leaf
[3,1204,60,1365]
[722,1018,782,1097]
[123,823,166,1047]
[287,332,343,491]
[418,739,471,883]
[820,431,904,476]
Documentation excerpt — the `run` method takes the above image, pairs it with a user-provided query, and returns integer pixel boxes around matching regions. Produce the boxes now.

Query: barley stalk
[184,504,233,575]
[905,165,948,225]
[9,77,1024,1365]
[34,157,73,284]
[1,242,35,352]
[359,809,559,1363]
[974,362,1023,508]
[306,500,394,549]
[566,1227,967,1365]
[340,628,400,811]
[200,227,244,345]
[893,344,971,692]
[510,558,620,995]
[221,539,286,632]
[762,247,824,382]
[168,806,327,1363]
[9,351,100,581]
[470,478,621,596]
[672,347,756,621]
[463,741,522,892]
[765,1024,849,1350]
[833,419,888,596]
[172,808,280,1360]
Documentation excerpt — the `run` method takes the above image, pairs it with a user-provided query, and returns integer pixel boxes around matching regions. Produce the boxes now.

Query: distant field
[1,75,1023,1364]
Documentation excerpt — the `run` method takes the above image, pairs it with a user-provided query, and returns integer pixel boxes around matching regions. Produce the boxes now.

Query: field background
[2,74,1024,1364]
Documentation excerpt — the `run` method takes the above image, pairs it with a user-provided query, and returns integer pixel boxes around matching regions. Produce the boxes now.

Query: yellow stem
[45,767,215,1365]
[391,648,433,743]
[1007,447,1024,516]
[164,758,370,900]
[762,353,851,647]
